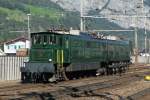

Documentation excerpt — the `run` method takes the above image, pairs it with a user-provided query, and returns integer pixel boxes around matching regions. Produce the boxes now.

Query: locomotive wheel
[65,72,74,80]
[21,72,26,83]
[21,72,32,83]
[114,68,117,74]
[42,73,50,83]
[22,72,27,83]
[118,67,123,75]
[65,70,97,80]
[107,68,112,75]
[65,71,81,80]
[122,67,125,73]
[43,74,48,83]
[112,68,115,74]
[32,73,38,83]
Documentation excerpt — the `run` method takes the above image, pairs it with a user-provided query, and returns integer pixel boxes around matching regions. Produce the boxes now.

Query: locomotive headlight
[49,59,52,62]
[25,57,29,62]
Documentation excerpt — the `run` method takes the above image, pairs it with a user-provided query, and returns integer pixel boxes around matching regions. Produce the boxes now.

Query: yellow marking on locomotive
[61,50,64,64]
[57,50,58,63]
[57,50,59,63]
[57,50,64,64]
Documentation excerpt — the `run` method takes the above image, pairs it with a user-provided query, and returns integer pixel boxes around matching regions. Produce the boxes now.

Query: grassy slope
[0,0,66,41]
[0,7,25,22]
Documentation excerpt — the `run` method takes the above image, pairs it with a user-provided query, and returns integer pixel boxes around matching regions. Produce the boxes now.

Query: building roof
[0,37,28,45]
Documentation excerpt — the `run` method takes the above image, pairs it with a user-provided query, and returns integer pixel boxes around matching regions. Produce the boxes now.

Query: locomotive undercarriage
[96,61,130,76]
[21,61,130,83]
[21,62,55,83]
[54,61,130,81]
[21,72,53,83]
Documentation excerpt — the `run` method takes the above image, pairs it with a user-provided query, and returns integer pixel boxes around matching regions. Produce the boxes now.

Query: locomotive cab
[21,32,67,82]
[30,32,57,62]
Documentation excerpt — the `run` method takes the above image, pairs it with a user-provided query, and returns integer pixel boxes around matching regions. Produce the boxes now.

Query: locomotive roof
[31,31,129,45]
[31,31,64,35]
[71,32,129,45]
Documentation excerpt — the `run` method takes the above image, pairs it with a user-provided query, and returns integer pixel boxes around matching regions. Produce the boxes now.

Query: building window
[14,45,17,49]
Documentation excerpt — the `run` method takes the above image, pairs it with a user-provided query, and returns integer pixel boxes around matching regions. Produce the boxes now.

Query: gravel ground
[0,64,149,100]
[95,80,150,100]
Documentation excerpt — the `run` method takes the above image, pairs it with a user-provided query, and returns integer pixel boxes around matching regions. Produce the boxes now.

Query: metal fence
[0,56,149,81]
[0,56,26,80]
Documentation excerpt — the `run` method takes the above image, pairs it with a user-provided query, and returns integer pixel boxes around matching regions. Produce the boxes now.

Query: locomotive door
[56,35,64,65]
[55,35,68,80]
[56,49,68,80]
[56,49,64,66]
[54,35,63,68]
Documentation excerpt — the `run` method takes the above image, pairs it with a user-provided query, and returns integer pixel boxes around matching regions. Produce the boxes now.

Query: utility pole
[80,0,84,32]
[142,0,147,54]
[141,0,148,63]
[134,24,138,64]
[130,18,138,64]
[27,13,31,48]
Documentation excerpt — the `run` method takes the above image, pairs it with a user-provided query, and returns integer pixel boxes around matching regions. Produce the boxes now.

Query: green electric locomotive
[21,30,132,82]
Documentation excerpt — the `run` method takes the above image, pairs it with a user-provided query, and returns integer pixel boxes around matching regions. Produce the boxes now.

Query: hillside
[52,0,150,30]
[0,0,123,40]
[51,0,150,48]
[0,0,80,42]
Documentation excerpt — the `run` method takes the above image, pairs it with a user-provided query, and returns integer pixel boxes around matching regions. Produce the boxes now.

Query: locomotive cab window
[31,34,47,45]
[43,34,57,45]
[43,35,48,44]
[53,35,56,44]
[49,35,53,44]
[37,35,42,44]
[48,34,56,45]
[31,35,42,44]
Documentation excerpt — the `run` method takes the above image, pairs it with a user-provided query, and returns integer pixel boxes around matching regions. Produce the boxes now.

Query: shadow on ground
[11,92,56,100]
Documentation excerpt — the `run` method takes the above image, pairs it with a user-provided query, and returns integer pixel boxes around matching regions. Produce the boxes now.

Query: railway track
[57,64,149,85]
[127,88,150,100]
[0,64,149,100]
[50,71,149,99]
[18,68,150,99]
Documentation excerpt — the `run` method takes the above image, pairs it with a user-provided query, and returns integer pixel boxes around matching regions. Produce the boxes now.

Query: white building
[2,37,29,55]
[0,49,5,56]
